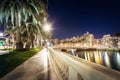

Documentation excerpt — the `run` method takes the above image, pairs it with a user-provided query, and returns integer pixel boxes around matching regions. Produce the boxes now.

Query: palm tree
[21,23,45,49]
[0,0,48,50]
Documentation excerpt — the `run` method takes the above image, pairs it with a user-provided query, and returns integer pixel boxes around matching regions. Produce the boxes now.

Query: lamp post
[43,22,52,47]
[44,23,52,32]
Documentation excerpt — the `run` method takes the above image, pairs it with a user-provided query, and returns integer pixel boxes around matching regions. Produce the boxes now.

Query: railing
[48,48,120,80]
[53,46,120,51]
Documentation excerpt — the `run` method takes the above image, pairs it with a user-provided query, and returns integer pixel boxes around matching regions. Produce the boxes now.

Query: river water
[69,50,120,71]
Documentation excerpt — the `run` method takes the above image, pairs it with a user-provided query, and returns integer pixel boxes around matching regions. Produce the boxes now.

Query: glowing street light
[42,22,53,47]
[0,32,3,36]
[44,23,52,32]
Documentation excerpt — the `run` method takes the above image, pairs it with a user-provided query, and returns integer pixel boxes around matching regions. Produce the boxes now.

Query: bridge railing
[48,48,120,80]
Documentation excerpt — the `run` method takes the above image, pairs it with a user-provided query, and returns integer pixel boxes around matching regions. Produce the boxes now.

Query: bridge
[1,47,120,80]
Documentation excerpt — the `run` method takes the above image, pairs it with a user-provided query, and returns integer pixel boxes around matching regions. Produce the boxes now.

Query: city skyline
[53,31,119,40]
[52,32,120,49]
[48,0,120,39]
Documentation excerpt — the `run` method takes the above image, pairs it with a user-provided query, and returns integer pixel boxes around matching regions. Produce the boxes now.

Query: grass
[0,48,41,78]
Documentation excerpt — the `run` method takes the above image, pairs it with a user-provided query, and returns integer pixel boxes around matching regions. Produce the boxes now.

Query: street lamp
[43,23,52,32]
[43,22,53,39]
[43,22,53,47]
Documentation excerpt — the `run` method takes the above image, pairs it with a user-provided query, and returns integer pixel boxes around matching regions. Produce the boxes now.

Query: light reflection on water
[70,50,120,71]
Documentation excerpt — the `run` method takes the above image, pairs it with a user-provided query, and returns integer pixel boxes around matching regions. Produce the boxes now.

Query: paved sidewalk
[1,48,49,80]
[0,50,9,55]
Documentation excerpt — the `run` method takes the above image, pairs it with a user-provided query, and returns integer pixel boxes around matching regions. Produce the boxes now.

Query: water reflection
[104,52,111,68]
[71,50,120,71]
[113,52,120,70]
[94,51,103,65]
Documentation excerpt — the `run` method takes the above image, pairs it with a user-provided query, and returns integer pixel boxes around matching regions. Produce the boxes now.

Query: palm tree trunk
[31,35,35,48]
[31,39,34,48]
[25,38,31,50]
[16,28,23,50]
[25,34,35,49]
[15,12,23,50]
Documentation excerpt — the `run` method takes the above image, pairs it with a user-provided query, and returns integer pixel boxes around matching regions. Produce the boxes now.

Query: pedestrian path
[0,50,9,55]
[1,48,49,80]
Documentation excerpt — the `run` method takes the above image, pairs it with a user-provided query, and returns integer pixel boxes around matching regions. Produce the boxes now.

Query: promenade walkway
[1,48,51,80]
[1,48,120,80]
[0,50,9,55]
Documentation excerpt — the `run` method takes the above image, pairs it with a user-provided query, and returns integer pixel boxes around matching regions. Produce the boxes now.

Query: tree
[0,0,48,50]
[21,23,45,49]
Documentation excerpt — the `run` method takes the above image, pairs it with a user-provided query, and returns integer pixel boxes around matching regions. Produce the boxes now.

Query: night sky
[48,0,120,39]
